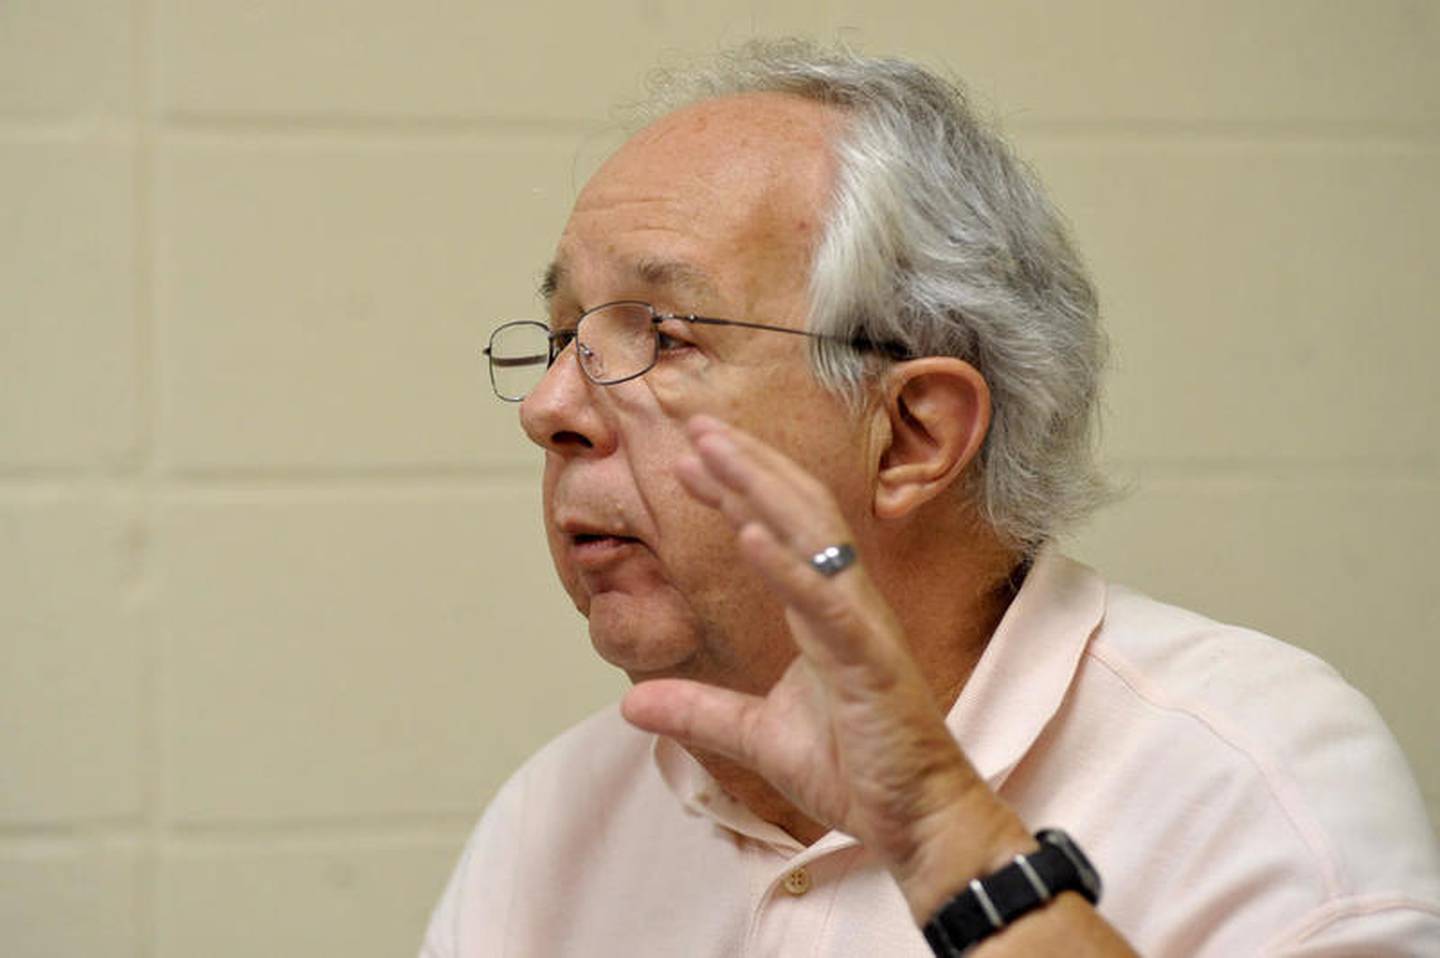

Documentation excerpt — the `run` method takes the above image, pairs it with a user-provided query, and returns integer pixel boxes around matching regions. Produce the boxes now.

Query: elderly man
[423,42,1439,956]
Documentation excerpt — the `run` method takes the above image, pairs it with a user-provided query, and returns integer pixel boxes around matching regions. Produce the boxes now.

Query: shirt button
[782,867,812,896]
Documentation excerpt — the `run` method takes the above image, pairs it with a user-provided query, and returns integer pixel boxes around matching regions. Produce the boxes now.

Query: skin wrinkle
[544,236,727,311]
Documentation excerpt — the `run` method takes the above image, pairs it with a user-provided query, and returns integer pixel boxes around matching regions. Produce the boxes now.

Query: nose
[519,344,616,457]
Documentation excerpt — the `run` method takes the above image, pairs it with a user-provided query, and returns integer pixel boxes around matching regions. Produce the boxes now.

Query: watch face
[1038,828,1103,902]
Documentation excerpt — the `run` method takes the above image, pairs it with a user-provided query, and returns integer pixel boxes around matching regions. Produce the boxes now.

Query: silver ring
[809,543,857,578]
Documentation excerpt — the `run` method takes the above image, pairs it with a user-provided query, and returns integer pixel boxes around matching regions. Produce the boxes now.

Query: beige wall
[2,2,1435,954]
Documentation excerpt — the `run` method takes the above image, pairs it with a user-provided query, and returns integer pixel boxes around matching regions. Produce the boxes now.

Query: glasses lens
[487,321,551,401]
[577,303,655,384]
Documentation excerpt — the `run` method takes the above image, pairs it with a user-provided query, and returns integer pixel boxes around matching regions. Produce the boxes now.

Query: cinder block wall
[2,3,1435,954]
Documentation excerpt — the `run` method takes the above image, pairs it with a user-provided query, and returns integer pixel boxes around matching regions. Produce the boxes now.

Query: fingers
[674,451,727,510]
[621,678,763,766]
[677,415,901,668]
[685,415,840,554]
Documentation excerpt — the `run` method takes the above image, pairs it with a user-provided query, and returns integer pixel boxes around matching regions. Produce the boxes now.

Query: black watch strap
[922,829,1101,956]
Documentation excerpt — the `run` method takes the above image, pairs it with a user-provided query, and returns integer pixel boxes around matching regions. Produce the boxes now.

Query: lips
[568,533,642,570]
[557,518,646,570]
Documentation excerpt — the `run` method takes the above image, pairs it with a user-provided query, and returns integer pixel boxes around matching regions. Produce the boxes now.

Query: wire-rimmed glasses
[484,300,910,402]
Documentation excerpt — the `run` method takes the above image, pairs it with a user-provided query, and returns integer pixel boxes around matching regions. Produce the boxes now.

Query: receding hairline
[540,90,847,326]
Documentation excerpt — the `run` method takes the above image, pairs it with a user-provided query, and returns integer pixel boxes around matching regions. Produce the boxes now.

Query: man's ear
[872,358,991,520]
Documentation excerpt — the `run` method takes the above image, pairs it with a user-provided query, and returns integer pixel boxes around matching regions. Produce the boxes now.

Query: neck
[693,751,833,845]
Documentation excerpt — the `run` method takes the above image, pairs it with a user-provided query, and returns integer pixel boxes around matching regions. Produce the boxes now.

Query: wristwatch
[922,829,1102,956]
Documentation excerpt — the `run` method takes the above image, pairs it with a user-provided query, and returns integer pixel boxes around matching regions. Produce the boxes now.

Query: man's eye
[656,329,689,351]
[654,319,695,353]
[551,329,578,350]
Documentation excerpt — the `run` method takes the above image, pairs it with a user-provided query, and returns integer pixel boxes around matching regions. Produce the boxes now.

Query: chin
[585,592,703,677]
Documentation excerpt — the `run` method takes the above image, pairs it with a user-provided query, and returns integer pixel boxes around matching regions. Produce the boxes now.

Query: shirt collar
[946,550,1105,789]
[650,549,1106,851]
[654,740,811,854]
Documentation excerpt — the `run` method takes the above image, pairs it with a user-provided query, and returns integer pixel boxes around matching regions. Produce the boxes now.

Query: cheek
[540,465,587,610]
[611,407,736,560]
[623,430,703,531]
[644,370,717,421]
[642,348,772,424]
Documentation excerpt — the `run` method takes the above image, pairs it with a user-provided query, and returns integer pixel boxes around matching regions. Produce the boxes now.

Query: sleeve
[417,770,530,958]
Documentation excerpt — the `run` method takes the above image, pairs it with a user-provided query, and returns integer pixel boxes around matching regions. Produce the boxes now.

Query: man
[423,41,1439,956]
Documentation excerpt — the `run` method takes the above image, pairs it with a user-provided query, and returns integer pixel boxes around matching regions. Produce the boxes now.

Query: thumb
[621,678,764,766]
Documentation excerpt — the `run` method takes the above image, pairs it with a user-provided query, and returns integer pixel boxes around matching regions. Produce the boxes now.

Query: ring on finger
[809,543,857,578]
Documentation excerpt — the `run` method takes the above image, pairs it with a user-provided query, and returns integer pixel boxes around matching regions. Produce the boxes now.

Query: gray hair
[635,39,1111,553]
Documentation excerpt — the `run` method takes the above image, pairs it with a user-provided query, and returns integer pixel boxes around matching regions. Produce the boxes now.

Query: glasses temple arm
[679,315,911,359]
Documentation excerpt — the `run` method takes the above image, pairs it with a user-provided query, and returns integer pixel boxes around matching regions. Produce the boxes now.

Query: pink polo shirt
[421,553,1440,956]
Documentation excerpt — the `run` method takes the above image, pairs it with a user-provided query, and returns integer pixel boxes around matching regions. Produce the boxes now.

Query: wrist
[888,775,1034,922]
[921,829,1107,956]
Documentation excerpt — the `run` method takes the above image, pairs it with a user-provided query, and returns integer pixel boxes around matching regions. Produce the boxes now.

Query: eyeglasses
[484,300,910,402]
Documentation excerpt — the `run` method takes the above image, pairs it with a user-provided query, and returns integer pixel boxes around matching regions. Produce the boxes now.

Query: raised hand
[620,414,1031,919]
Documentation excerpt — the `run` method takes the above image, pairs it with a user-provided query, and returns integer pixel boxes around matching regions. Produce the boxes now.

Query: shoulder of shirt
[1082,580,1395,763]
[1077,576,1439,904]
[482,702,653,814]
[424,705,657,953]
[525,700,646,767]
[1087,581,1349,711]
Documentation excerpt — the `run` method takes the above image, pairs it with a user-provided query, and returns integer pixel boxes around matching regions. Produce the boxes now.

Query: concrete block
[157,837,462,958]
[0,1,133,118]
[157,136,583,472]
[0,139,138,469]
[1066,475,1440,827]
[832,0,1438,127]
[157,0,830,121]
[1025,141,1440,465]
[155,486,625,823]
[0,839,141,958]
[0,495,144,823]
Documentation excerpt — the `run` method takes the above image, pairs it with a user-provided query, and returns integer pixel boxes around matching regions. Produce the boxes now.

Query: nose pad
[576,341,605,381]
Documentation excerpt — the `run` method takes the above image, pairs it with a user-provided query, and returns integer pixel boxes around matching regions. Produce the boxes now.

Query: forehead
[549,93,845,314]
[542,257,719,307]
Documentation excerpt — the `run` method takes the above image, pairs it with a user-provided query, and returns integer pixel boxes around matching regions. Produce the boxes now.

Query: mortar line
[163,811,483,842]
[158,111,612,142]
[1005,116,1440,147]
[131,0,162,952]
[156,464,542,488]
[0,116,142,141]
[0,815,476,849]
[1,462,1436,495]
[145,111,1440,149]
[0,462,1434,497]
[1102,459,1440,483]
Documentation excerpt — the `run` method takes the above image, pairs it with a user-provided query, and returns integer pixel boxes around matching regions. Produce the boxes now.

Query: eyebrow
[537,257,720,305]
[539,262,565,302]
[631,257,720,302]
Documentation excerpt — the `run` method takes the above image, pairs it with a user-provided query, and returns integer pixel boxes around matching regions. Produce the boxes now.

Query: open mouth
[573,533,637,546]
[568,532,642,568]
